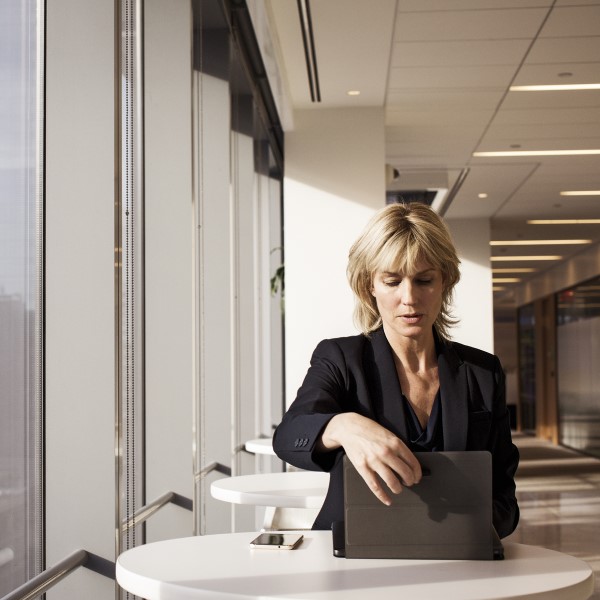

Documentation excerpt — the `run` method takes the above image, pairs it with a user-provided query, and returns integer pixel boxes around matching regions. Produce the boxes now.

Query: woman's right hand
[318,412,422,506]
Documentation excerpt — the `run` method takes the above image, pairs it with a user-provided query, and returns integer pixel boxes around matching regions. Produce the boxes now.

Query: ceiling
[264,0,600,306]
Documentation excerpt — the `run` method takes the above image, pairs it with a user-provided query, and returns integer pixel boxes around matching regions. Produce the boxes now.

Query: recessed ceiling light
[473,149,600,157]
[492,278,521,283]
[527,219,600,225]
[490,256,563,261]
[347,90,361,96]
[560,190,600,196]
[490,239,591,246]
[478,193,488,199]
[510,83,600,91]
[492,268,536,273]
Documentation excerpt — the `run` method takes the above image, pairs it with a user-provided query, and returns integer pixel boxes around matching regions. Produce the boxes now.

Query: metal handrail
[3,490,193,600]
[121,491,193,533]
[0,550,115,600]
[195,461,232,482]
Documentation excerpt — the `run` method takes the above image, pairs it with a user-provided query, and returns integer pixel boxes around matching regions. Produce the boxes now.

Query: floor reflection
[506,434,600,598]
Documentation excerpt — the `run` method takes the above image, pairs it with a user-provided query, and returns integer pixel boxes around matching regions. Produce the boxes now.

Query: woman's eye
[384,280,400,287]
[416,279,432,285]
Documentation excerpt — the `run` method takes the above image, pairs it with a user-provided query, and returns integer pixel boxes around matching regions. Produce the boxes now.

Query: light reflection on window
[0,0,44,595]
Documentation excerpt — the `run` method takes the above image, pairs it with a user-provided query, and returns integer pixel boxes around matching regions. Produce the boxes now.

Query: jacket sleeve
[489,356,520,538]
[273,339,349,472]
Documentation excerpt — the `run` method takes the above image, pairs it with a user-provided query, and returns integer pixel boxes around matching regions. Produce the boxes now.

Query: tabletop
[116,531,594,600]
[210,471,329,508]
[245,438,275,455]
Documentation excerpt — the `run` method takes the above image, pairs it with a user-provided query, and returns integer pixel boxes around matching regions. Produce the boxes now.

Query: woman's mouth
[400,313,423,324]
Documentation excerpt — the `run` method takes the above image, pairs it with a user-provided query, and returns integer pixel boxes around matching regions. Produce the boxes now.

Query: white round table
[244,438,275,455]
[116,532,594,600]
[210,471,328,509]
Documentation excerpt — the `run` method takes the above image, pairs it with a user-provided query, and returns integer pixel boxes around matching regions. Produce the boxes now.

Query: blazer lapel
[366,329,410,441]
[437,339,469,450]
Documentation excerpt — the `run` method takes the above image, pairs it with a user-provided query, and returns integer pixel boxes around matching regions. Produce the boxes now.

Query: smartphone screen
[249,533,304,549]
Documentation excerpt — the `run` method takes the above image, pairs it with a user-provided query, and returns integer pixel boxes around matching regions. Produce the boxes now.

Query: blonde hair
[347,203,461,339]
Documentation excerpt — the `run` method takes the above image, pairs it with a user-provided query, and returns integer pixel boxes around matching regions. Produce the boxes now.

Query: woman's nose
[399,280,416,304]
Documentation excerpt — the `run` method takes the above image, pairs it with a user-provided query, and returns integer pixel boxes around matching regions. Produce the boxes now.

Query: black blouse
[402,390,444,452]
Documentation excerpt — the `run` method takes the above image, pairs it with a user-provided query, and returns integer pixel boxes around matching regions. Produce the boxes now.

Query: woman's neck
[384,326,437,374]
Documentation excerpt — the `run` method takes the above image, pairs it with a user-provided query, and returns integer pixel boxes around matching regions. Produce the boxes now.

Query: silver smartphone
[249,533,304,549]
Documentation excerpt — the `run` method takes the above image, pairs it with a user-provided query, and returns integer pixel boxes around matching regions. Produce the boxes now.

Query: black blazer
[273,328,519,538]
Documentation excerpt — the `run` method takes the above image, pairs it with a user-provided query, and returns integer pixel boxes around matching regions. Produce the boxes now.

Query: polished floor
[506,433,600,598]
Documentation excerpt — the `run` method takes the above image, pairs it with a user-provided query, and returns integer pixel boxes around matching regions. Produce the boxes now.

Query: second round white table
[210,471,329,509]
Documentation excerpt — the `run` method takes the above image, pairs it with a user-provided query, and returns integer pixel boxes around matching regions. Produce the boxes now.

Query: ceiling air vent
[296,0,321,102]
[385,167,469,216]
[386,190,438,206]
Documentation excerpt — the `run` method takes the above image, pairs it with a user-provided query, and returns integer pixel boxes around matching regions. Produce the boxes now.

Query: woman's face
[371,259,444,343]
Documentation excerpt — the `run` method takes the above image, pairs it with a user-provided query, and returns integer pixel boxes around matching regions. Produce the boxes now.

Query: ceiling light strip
[490,256,562,261]
[473,150,600,157]
[527,219,600,225]
[296,0,321,103]
[560,191,600,196]
[510,84,600,91]
[490,239,591,246]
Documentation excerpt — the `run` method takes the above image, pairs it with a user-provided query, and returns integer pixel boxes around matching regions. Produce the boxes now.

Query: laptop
[337,451,503,560]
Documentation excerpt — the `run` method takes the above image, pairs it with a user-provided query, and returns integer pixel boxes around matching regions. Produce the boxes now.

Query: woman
[273,202,519,538]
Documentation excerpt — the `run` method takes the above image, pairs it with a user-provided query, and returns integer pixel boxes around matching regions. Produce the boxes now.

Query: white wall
[144,0,194,542]
[193,71,234,534]
[284,108,386,405]
[46,0,115,597]
[446,218,494,353]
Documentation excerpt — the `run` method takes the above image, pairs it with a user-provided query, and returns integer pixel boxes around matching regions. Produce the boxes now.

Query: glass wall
[0,0,44,593]
[557,276,600,457]
[517,303,536,433]
[192,0,284,534]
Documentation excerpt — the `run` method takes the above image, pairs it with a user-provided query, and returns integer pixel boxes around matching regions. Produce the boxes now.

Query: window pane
[0,0,44,593]
[557,277,600,457]
[517,303,536,433]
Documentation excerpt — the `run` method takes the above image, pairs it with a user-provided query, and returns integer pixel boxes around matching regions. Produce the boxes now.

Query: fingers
[333,413,424,505]
[349,449,421,507]
[360,468,394,506]
[392,443,423,484]
[366,461,416,504]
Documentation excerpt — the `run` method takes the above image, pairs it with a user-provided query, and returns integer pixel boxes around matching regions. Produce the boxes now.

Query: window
[557,276,600,456]
[517,303,536,433]
[0,0,45,593]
